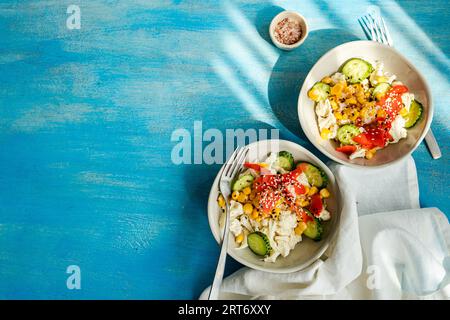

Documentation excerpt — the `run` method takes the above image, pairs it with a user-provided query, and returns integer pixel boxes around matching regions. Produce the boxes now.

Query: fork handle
[424,129,442,159]
[208,201,231,300]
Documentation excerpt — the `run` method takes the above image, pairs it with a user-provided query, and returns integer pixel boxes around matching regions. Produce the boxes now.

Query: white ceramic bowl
[298,40,433,168]
[269,11,309,50]
[207,139,341,273]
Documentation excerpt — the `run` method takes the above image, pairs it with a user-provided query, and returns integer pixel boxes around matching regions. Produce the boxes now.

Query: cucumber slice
[340,58,373,84]
[337,124,360,145]
[296,162,328,188]
[372,83,391,100]
[303,211,323,241]
[308,82,330,102]
[247,232,272,256]
[275,151,295,171]
[404,100,423,128]
[232,174,254,191]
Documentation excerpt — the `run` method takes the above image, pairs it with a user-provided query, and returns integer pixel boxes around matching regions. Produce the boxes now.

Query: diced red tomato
[336,145,357,154]
[309,194,323,216]
[352,133,372,147]
[390,85,409,95]
[293,184,306,195]
[244,162,262,171]
[300,209,313,223]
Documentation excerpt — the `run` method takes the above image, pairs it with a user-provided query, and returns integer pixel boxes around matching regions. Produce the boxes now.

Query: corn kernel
[252,197,260,207]
[303,186,310,195]
[320,128,331,140]
[342,113,349,120]
[330,83,344,96]
[320,188,330,198]
[308,89,319,100]
[274,208,281,215]
[217,194,225,208]
[330,100,338,110]
[251,209,259,219]
[300,200,310,207]
[237,193,247,203]
[334,111,343,120]
[345,97,357,105]
[365,150,374,160]
[231,191,239,201]
[322,76,333,84]
[308,186,318,196]
[243,203,253,215]
[377,109,387,119]
[235,233,244,244]
[249,192,256,201]
[295,222,307,235]
[242,186,251,195]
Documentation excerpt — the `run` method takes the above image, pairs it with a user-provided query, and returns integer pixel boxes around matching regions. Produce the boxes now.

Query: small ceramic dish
[269,11,309,50]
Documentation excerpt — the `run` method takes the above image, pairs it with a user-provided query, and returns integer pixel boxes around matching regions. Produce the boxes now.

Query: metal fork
[359,8,442,160]
[208,146,249,300]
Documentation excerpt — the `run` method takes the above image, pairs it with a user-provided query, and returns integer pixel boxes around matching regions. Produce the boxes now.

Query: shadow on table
[265,28,360,139]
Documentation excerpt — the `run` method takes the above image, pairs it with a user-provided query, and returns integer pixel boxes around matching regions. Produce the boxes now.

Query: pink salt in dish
[274,18,302,45]
[269,11,309,51]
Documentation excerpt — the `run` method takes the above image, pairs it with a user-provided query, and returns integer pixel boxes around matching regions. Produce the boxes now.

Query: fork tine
[359,17,372,40]
[381,17,393,46]
[369,14,382,43]
[374,15,389,45]
[222,147,241,177]
[362,15,376,41]
[227,147,249,178]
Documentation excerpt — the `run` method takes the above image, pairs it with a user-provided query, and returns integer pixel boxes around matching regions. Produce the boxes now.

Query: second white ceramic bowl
[298,40,432,168]
[207,139,341,273]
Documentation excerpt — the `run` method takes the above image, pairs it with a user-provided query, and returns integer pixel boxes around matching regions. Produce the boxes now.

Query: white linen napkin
[199,156,450,300]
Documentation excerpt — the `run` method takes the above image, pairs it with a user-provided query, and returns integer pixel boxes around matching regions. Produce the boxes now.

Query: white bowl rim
[298,40,433,169]
[206,139,341,273]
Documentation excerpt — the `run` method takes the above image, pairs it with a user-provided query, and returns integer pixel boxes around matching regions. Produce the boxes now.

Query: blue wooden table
[0,0,448,299]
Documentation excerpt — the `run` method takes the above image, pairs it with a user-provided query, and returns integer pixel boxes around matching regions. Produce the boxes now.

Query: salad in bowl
[207,140,340,273]
[307,57,423,160]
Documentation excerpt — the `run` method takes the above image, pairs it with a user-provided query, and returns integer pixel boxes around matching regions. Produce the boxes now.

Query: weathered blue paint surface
[0,0,448,299]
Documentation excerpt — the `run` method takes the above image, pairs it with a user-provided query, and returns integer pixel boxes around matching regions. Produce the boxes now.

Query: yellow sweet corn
[303,186,310,195]
[330,83,344,96]
[345,97,357,105]
[251,209,259,219]
[231,191,239,201]
[295,222,307,235]
[320,188,330,198]
[334,111,343,120]
[365,150,374,160]
[237,193,247,203]
[321,76,333,84]
[243,203,253,215]
[320,128,331,140]
[330,100,338,110]
[308,186,318,196]
[308,89,319,101]
[235,233,244,244]
[242,187,251,195]
[377,109,387,119]
[300,200,310,207]
[217,194,225,208]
